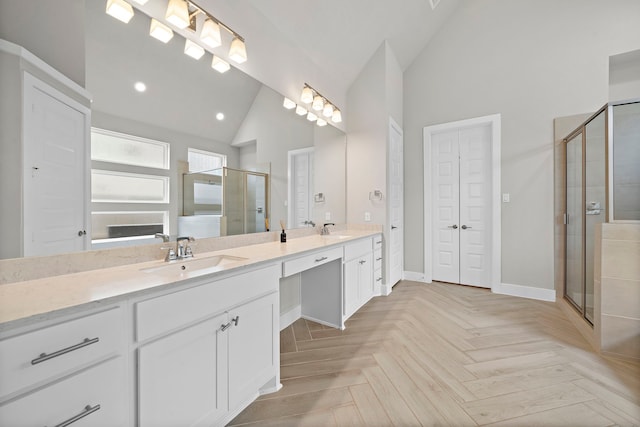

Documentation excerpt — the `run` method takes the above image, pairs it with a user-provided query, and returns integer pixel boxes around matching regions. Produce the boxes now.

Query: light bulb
[323,103,334,118]
[332,109,342,123]
[106,0,134,23]
[149,19,173,43]
[300,86,313,104]
[165,0,190,29]
[296,105,307,116]
[307,112,318,122]
[211,56,230,73]
[184,39,205,60]
[283,98,296,109]
[312,95,324,111]
[317,119,327,127]
[229,37,247,63]
[201,19,221,48]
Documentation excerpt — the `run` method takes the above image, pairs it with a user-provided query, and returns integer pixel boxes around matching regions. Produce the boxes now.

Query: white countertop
[0,230,380,331]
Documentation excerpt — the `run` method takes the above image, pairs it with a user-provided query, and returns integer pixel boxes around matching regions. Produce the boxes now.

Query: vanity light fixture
[200,18,221,48]
[283,98,296,109]
[317,118,327,127]
[149,19,174,43]
[165,0,190,29]
[106,0,134,23]
[130,0,149,4]
[295,105,307,116]
[297,83,342,125]
[184,39,205,59]
[211,55,230,73]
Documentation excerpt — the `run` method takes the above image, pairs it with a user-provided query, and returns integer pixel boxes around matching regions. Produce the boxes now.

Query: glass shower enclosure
[183,167,269,236]
[563,99,640,324]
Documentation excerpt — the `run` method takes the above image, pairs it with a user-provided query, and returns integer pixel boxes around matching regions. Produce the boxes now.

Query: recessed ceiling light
[216,112,224,121]
[134,82,147,92]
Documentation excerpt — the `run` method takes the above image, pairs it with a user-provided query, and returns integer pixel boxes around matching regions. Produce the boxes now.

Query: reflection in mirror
[82,0,346,247]
[612,101,640,220]
[181,167,269,237]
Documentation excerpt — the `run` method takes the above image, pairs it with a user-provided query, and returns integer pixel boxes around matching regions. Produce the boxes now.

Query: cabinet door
[138,313,228,427]
[358,252,374,306]
[343,259,359,319]
[228,293,278,410]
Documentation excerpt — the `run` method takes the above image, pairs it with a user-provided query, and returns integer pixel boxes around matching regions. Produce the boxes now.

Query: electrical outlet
[364,212,371,221]
[325,212,331,220]
[502,193,510,203]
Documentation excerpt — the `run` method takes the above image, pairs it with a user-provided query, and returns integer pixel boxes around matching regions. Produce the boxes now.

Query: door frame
[423,114,501,292]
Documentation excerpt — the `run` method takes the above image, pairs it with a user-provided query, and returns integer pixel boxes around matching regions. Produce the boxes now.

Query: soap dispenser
[280,220,286,242]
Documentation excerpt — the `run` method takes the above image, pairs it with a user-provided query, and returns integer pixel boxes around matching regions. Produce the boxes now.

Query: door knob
[461,225,471,230]
[77,230,87,236]
[448,225,458,229]
[391,225,398,229]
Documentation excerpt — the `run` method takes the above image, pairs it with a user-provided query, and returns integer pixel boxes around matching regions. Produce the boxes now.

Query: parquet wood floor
[228,281,640,426]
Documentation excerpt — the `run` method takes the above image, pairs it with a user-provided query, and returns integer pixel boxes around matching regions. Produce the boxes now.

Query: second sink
[141,255,248,274]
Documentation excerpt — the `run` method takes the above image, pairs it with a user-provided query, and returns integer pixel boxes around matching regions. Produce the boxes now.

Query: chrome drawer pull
[376,257,382,261]
[49,404,101,427]
[315,256,328,262]
[376,277,382,282]
[359,260,366,264]
[31,337,99,365]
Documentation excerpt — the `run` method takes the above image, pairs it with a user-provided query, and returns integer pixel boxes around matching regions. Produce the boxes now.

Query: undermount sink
[321,235,351,240]
[141,255,248,274]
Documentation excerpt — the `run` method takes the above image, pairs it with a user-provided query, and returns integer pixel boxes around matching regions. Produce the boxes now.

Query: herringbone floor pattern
[229,281,640,426]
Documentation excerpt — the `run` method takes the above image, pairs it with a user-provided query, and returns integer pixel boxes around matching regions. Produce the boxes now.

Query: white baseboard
[493,282,556,302]
[403,271,428,282]
[279,306,301,330]
[380,283,392,296]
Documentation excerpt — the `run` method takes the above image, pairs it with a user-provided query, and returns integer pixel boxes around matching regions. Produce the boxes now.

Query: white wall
[0,0,85,86]
[609,49,640,101]
[312,125,346,226]
[404,0,640,290]
[233,85,314,228]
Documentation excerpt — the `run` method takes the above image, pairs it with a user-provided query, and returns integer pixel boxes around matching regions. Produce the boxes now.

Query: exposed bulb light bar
[201,18,221,48]
[229,37,247,64]
[184,39,205,59]
[106,0,134,23]
[211,55,230,73]
[283,98,296,109]
[166,0,190,29]
[296,105,308,116]
[149,19,174,43]
[312,95,324,111]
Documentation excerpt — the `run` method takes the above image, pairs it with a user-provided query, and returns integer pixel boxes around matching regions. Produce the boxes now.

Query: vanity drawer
[282,247,343,277]
[135,263,280,342]
[0,307,124,400]
[374,249,383,272]
[344,238,373,261]
[373,235,383,250]
[0,356,126,427]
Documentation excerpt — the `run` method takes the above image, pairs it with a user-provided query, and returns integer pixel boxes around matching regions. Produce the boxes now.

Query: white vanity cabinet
[343,237,375,320]
[0,306,127,427]
[135,263,281,427]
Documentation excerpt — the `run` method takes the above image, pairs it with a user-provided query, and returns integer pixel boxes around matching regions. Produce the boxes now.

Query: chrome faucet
[155,233,170,242]
[176,236,195,259]
[304,220,316,227]
[320,223,335,235]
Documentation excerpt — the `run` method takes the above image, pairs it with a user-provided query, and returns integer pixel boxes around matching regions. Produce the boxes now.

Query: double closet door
[431,125,492,288]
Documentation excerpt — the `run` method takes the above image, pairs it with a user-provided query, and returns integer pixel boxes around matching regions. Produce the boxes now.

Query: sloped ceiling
[247,0,462,87]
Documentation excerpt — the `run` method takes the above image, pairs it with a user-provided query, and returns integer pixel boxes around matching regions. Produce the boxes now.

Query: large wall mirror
[84,0,346,249]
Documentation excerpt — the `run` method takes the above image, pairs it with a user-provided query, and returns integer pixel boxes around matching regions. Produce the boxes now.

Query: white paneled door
[288,148,314,229]
[23,73,89,257]
[431,124,492,288]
